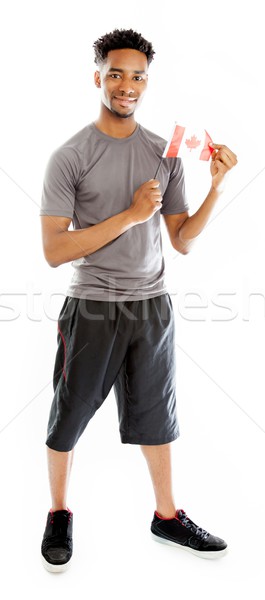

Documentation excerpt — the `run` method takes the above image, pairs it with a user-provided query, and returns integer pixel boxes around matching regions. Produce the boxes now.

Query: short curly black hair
[93,28,155,66]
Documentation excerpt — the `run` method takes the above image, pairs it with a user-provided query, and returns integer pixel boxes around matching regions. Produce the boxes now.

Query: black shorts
[46,294,179,451]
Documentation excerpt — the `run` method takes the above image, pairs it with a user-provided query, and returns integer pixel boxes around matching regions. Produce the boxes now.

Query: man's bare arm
[41,179,162,267]
[164,143,238,254]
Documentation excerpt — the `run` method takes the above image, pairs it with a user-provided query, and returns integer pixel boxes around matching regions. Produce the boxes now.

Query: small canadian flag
[163,124,213,161]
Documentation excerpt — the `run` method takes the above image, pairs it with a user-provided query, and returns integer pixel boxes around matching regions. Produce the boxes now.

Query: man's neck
[94,106,137,139]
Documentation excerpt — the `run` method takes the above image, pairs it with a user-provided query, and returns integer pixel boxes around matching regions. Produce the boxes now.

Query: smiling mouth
[113,96,137,107]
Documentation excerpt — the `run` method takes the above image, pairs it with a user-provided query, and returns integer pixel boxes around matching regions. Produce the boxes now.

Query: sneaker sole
[151,533,228,559]
[41,554,72,573]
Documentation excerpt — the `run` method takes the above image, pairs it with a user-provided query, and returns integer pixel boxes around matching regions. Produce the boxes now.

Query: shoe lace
[43,511,72,550]
[50,509,72,527]
[177,510,209,540]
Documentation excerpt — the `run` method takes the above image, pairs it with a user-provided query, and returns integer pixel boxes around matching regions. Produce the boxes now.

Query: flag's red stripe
[200,130,213,161]
[165,125,186,157]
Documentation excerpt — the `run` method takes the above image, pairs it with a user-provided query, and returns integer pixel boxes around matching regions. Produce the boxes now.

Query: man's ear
[94,70,101,88]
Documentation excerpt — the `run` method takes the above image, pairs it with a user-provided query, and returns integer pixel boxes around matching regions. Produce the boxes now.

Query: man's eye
[110,74,121,78]
[133,76,143,81]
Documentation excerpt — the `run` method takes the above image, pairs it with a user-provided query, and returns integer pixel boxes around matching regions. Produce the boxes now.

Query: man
[40,28,237,572]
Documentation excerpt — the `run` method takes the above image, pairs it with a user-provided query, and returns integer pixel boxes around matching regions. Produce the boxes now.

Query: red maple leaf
[185,135,201,151]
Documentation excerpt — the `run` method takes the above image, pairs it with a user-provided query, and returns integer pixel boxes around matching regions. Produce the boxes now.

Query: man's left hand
[209,143,238,191]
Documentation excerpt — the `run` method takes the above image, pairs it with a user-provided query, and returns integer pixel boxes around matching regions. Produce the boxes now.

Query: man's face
[94,48,148,119]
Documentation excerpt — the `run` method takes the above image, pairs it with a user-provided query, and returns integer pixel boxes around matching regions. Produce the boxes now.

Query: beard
[110,106,135,119]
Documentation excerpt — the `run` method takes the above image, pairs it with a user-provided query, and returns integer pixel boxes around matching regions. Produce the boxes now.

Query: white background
[1,0,265,597]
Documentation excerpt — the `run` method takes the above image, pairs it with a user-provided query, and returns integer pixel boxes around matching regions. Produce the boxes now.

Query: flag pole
[153,156,164,179]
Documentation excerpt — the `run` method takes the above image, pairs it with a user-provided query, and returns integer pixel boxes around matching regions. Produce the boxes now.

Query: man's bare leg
[141,443,176,518]
[47,447,74,511]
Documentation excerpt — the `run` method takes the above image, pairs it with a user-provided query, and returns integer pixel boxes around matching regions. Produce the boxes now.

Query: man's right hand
[129,179,162,223]
[41,180,162,268]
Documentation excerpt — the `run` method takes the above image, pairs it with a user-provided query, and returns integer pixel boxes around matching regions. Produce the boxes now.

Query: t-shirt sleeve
[161,157,189,215]
[40,147,78,218]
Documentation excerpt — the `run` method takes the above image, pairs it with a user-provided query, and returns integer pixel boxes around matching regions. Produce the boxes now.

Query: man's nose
[118,78,135,95]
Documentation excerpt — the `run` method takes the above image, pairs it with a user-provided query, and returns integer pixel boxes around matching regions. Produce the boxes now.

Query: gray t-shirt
[40,122,189,301]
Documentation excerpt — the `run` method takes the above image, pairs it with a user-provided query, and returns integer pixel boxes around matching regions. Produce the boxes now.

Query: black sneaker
[41,509,73,572]
[151,509,227,558]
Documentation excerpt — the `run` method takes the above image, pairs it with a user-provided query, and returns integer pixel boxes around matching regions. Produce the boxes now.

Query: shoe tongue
[176,509,186,520]
[51,509,68,514]
[50,509,70,519]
